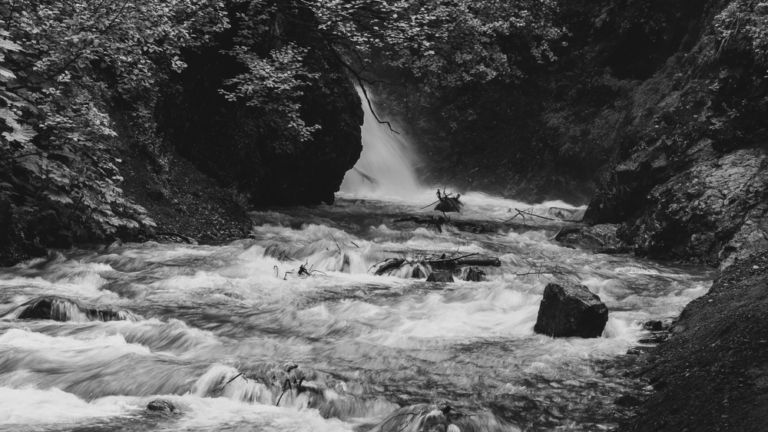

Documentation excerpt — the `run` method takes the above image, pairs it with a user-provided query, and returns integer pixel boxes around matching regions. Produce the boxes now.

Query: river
[0,92,712,432]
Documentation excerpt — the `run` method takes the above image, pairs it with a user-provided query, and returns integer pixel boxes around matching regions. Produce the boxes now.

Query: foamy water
[0,194,712,432]
[0,91,712,431]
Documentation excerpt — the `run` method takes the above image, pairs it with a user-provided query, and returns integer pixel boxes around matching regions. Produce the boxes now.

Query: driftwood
[393,216,502,234]
[370,258,407,276]
[426,252,501,269]
[370,253,500,277]
[352,167,378,185]
[503,208,558,223]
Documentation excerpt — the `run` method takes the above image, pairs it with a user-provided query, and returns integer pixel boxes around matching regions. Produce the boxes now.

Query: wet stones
[8,296,138,322]
[371,402,462,432]
[534,282,609,338]
[554,224,629,253]
[643,320,665,331]
[146,399,178,414]
[427,271,455,283]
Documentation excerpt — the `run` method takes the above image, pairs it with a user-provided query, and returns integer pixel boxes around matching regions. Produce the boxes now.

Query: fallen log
[426,253,501,269]
[393,216,502,234]
[369,253,500,277]
[370,258,406,276]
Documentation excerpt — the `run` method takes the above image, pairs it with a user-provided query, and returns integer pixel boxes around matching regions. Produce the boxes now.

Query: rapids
[0,91,712,431]
[0,196,712,432]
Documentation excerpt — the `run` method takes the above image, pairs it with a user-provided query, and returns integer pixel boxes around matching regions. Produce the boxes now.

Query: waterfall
[339,87,422,200]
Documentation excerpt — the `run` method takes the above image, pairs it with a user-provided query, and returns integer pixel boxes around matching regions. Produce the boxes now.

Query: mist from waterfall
[339,88,422,200]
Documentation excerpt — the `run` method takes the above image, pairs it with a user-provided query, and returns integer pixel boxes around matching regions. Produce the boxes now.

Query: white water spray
[339,88,422,200]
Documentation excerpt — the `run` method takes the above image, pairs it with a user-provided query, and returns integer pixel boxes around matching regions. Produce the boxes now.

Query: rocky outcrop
[623,251,768,432]
[555,223,630,253]
[4,296,138,322]
[534,282,608,338]
[583,0,768,266]
[587,140,768,266]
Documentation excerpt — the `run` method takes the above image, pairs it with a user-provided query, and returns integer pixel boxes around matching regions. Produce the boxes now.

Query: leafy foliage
[0,0,565,255]
[310,0,563,89]
[0,0,228,247]
[714,1,768,67]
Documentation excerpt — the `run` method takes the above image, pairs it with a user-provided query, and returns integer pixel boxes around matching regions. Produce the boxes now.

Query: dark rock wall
[584,0,768,266]
[158,7,362,206]
[623,251,768,432]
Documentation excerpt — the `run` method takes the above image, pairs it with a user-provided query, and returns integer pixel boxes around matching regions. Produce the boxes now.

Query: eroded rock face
[616,146,768,265]
[583,28,768,267]
[6,296,137,322]
[555,224,629,253]
[534,282,608,338]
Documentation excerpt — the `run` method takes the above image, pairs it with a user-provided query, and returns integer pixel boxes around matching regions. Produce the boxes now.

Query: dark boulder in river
[146,399,177,414]
[6,296,138,322]
[427,271,455,283]
[534,283,608,338]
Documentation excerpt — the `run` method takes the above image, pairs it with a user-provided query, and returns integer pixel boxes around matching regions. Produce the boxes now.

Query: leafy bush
[0,1,229,248]
[714,0,768,66]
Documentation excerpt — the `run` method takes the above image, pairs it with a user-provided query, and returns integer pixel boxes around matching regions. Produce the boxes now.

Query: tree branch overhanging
[326,44,400,135]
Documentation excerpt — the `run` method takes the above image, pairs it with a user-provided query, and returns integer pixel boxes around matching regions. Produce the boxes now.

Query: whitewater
[0,90,712,432]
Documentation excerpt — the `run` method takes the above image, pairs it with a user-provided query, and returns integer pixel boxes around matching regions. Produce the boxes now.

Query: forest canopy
[0,0,563,249]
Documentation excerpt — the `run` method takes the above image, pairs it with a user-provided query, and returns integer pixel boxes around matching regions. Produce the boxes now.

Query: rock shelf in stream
[534,282,609,338]
[2,296,139,322]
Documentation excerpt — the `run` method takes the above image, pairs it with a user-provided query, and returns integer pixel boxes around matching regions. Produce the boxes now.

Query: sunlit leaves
[0,0,228,239]
[306,0,564,91]
[222,43,321,144]
[715,1,768,68]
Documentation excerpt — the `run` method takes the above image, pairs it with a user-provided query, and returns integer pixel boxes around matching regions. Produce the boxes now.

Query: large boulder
[146,399,178,414]
[534,283,608,338]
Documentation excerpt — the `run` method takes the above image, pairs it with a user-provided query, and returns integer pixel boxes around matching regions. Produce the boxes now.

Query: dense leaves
[714,0,768,67]
[0,0,565,255]
[0,0,228,247]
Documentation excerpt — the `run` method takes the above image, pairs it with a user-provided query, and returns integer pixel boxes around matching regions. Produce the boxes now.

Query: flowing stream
[0,94,713,432]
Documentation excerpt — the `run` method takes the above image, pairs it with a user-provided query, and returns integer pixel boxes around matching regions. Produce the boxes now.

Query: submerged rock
[460,267,486,282]
[146,399,177,414]
[427,271,454,283]
[369,403,454,432]
[534,282,608,338]
[6,296,137,322]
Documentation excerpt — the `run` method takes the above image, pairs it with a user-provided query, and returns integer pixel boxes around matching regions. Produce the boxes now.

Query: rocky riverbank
[622,251,768,432]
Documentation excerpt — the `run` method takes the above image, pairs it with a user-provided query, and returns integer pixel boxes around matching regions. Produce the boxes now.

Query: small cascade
[340,87,423,200]
[2,296,138,322]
